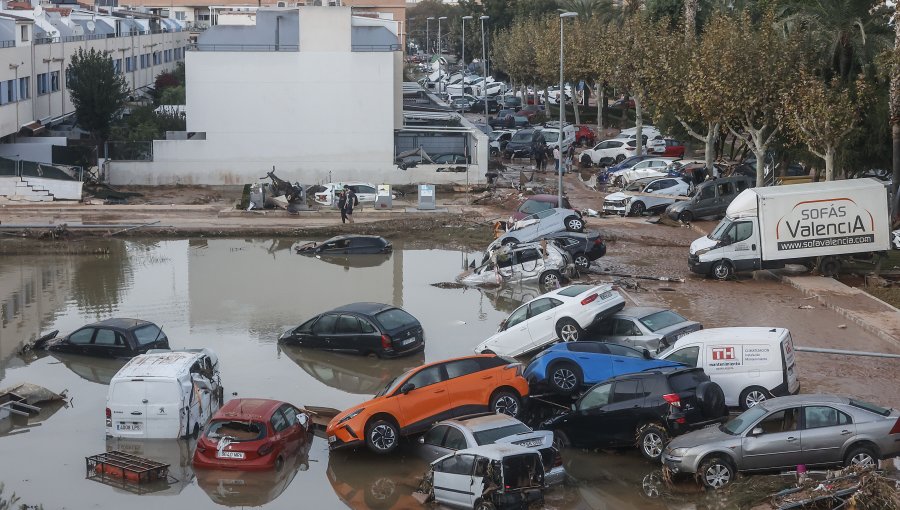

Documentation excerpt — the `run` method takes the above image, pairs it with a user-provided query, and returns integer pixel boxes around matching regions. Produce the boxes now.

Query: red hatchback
[193,399,311,471]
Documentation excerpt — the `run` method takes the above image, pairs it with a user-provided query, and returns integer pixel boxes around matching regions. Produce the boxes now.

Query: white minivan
[657,327,799,410]
[106,349,223,439]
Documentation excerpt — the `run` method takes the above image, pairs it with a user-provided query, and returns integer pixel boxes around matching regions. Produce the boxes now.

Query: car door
[513,247,544,281]
[692,185,718,217]
[605,345,651,376]
[332,314,364,353]
[91,328,130,358]
[525,297,563,350]
[278,404,305,453]
[432,454,478,508]
[602,379,648,444]
[493,305,532,354]
[444,358,491,413]
[397,364,450,431]
[721,220,760,271]
[421,425,452,461]
[61,327,95,355]
[714,181,736,213]
[566,382,613,447]
[800,406,855,466]
[660,345,700,367]
[741,407,802,470]
[604,318,643,348]
[354,185,376,203]
[565,342,613,384]
[533,208,561,237]
[308,314,338,349]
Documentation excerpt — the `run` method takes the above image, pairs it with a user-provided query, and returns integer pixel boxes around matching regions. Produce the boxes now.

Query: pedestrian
[553,146,561,174]
[337,191,348,224]
[343,185,358,224]
[533,142,546,173]
[565,144,575,174]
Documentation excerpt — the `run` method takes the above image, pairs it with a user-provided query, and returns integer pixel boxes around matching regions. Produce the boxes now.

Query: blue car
[524,341,683,394]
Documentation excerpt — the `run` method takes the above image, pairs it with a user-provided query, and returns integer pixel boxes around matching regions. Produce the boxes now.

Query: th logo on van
[711,347,735,361]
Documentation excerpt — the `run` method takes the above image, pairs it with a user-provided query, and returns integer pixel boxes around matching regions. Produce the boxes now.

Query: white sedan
[474,284,626,357]
[603,176,692,216]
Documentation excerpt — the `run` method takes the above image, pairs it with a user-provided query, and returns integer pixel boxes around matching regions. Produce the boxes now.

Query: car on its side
[494,207,586,247]
[326,354,529,454]
[524,341,681,394]
[460,242,575,288]
[294,235,392,256]
[474,284,626,357]
[580,138,638,167]
[193,399,311,470]
[594,307,703,353]
[278,303,423,358]
[37,318,169,359]
[602,176,692,217]
[313,182,379,207]
[542,231,607,272]
[418,413,565,486]
[663,395,900,489]
[509,194,575,223]
[541,367,728,460]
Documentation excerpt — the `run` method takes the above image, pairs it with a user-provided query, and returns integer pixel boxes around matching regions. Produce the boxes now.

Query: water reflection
[278,345,423,395]
[104,437,196,496]
[312,254,393,270]
[47,352,127,385]
[326,450,426,510]
[0,399,66,437]
[477,282,544,314]
[71,241,133,317]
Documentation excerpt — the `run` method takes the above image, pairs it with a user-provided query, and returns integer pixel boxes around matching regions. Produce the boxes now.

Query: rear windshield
[133,324,165,346]
[639,311,688,332]
[206,420,267,441]
[667,370,708,392]
[557,285,594,298]
[512,131,533,142]
[849,399,892,416]
[375,308,419,331]
[473,423,532,446]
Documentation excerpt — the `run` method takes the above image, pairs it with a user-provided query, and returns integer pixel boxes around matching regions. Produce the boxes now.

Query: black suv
[539,368,727,461]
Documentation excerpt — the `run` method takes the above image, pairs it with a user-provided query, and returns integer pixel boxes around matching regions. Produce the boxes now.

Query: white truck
[689,179,891,280]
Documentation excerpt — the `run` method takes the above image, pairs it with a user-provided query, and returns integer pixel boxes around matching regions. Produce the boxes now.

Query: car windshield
[542,131,559,142]
[518,200,553,215]
[375,308,418,330]
[473,423,532,445]
[512,131,533,142]
[376,368,416,397]
[709,219,733,241]
[206,420,267,441]
[489,132,503,141]
[133,324,165,345]
[721,405,768,435]
[639,310,688,332]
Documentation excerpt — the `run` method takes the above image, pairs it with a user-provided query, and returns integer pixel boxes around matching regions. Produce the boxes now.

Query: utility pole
[558,12,577,206]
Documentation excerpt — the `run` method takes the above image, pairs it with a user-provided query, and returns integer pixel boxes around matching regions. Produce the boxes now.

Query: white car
[474,283,626,357]
[540,122,576,151]
[580,138,638,167]
[313,182,378,206]
[603,176,692,216]
[458,242,574,288]
[611,157,678,187]
[620,125,662,139]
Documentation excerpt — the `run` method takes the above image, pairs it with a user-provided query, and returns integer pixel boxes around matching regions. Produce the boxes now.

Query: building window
[18,77,29,100]
[37,73,48,95]
[20,25,28,42]
[113,59,121,74]
[174,48,181,60]
[0,80,11,105]
[50,70,59,92]
[152,51,160,65]
[175,11,185,20]
[277,1,285,6]
[125,57,132,72]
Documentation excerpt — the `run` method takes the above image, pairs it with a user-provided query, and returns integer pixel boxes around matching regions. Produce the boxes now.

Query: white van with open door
[657,327,799,410]
[106,349,223,439]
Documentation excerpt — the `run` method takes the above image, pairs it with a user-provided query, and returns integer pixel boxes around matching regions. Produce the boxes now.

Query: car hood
[667,424,732,450]
[604,192,631,202]
[475,333,506,354]
[667,200,689,213]
[690,236,718,255]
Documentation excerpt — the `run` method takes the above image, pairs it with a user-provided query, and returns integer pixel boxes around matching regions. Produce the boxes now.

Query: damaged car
[426,443,546,510]
[459,242,575,288]
[295,235,392,256]
[494,208,585,247]
[602,176,692,217]
[34,318,169,359]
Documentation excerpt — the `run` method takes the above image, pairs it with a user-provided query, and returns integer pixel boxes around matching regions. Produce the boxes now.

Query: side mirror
[751,427,764,436]
[498,320,507,332]
[642,348,652,360]
[401,383,415,395]
[297,413,310,430]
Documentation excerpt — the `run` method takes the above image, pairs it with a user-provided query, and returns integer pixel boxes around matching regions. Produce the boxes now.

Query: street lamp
[480,15,489,123]
[426,17,434,55]
[461,15,472,72]
[438,16,447,89]
[557,11,577,206]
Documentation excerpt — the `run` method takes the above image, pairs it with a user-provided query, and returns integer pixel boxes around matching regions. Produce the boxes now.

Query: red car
[575,125,596,147]
[649,138,686,158]
[193,399,311,471]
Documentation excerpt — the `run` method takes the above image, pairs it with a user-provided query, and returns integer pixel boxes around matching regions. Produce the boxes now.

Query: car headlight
[694,247,712,257]
[666,447,689,457]
[337,408,365,425]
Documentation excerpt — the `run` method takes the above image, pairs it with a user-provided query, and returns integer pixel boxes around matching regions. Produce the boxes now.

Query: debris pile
[771,468,900,510]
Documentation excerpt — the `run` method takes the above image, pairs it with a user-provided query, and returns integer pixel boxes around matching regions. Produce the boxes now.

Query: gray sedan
[493,208,585,247]
[594,307,702,353]
[662,394,900,489]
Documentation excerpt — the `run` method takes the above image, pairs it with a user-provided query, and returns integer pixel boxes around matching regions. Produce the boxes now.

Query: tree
[781,71,867,180]
[67,48,128,141]
[891,9,900,215]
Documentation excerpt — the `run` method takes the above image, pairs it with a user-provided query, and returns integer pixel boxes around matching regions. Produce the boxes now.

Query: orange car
[326,354,529,454]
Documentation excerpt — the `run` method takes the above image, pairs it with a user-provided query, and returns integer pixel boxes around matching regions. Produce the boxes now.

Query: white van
[657,327,799,410]
[106,349,222,439]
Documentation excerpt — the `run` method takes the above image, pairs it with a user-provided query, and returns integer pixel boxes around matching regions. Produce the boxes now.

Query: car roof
[445,413,524,432]
[454,443,538,460]
[322,235,387,243]
[216,398,284,420]
[755,394,848,410]
[114,349,215,379]
[676,327,788,345]
[87,318,155,330]
[331,302,396,314]
[613,307,669,319]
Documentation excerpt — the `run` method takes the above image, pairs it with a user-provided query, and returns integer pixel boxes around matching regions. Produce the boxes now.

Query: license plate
[401,337,417,346]
[600,291,612,300]
[217,451,245,459]
[116,423,142,431]
[514,439,542,448]
[328,435,337,444]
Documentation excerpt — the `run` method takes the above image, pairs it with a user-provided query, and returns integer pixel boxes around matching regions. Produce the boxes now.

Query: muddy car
[427,443,546,510]
[459,242,575,288]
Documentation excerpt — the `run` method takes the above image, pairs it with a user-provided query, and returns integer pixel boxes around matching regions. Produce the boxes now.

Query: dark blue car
[523,341,683,394]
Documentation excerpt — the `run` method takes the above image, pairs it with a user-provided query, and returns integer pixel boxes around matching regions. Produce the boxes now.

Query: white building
[110,6,487,186]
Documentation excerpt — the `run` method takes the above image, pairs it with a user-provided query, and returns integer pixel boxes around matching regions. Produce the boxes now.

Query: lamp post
[437,16,446,90]
[426,17,434,56]
[557,11,577,206]
[480,15,489,123]
[461,15,472,72]
[406,17,414,55]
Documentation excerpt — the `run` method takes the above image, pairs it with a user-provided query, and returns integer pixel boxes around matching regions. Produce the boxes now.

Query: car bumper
[603,204,627,215]
[327,424,365,451]
[192,450,278,471]
[662,454,691,474]
[383,340,424,358]
[586,243,607,260]
[688,254,712,275]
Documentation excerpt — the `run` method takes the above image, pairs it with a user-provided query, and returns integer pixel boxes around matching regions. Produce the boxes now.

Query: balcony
[189,43,299,52]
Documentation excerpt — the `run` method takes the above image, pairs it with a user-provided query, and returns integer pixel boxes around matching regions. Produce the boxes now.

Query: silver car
[494,207,585,247]
[459,242,575,288]
[593,307,702,353]
[418,413,566,486]
[663,394,900,489]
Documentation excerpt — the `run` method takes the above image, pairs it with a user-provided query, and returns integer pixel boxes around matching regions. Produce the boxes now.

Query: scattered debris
[86,451,173,494]
[770,468,900,509]
[837,324,847,329]
[798,305,814,309]
[0,383,67,421]
[431,282,467,289]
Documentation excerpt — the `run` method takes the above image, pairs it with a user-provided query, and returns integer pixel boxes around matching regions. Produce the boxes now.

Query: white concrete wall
[24,176,82,200]
[0,141,54,163]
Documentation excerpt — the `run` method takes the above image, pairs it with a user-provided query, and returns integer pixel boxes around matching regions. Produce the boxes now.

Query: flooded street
[0,235,896,509]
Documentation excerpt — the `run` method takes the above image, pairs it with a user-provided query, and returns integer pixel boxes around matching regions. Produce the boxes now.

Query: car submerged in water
[295,235,392,256]
[458,242,575,288]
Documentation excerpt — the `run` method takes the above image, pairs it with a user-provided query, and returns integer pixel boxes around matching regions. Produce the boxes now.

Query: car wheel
[844,445,877,469]
[711,260,733,281]
[630,201,646,217]
[678,211,693,223]
[739,386,769,410]
[564,216,584,232]
[636,423,669,461]
[501,237,519,246]
[556,318,584,342]
[365,419,399,455]
[552,430,571,451]
[540,270,563,288]
[574,254,591,272]
[615,154,626,163]
[549,362,582,394]
[698,456,735,490]
[490,390,521,417]
[475,501,496,510]
[819,256,841,277]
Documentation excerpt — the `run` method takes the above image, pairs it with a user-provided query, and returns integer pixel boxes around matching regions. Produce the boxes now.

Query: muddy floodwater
[0,238,815,509]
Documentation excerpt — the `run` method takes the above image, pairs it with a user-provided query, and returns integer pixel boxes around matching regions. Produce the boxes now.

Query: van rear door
[109,380,148,437]
[144,379,184,438]
[781,333,799,395]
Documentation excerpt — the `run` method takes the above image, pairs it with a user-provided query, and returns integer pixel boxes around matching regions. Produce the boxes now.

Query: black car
[541,231,607,272]
[295,235,392,256]
[278,303,424,358]
[540,367,727,461]
[502,96,523,111]
[36,319,169,359]
[469,98,502,114]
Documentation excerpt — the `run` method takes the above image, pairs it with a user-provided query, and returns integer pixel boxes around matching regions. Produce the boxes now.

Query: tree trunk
[892,9,900,216]
[824,146,835,181]
[572,85,581,126]
[634,94,643,156]
[684,0,698,42]
[751,136,767,186]
[705,122,718,171]
[596,82,603,132]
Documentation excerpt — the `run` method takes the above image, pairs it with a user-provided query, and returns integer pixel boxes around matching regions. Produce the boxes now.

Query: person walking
[533,141,546,173]
[553,146,561,174]
[337,191,348,224]
[343,185,357,224]
[565,144,575,174]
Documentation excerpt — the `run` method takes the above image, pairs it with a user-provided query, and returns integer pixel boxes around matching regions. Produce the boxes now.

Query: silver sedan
[662,394,900,489]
